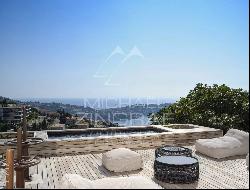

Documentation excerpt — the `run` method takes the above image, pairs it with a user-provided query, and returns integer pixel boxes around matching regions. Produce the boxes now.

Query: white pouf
[102,148,143,172]
[59,174,162,189]
[93,176,162,189]
[60,174,93,189]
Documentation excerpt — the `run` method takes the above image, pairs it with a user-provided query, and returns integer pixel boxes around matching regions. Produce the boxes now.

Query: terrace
[0,125,249,189]
[0,147,248,189]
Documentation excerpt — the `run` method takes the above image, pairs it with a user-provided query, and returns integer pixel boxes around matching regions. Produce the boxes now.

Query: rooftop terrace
[0,146,247,189]
[0,125,248,189]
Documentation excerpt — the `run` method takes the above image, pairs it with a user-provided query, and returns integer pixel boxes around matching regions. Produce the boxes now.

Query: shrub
[151,83,249,133]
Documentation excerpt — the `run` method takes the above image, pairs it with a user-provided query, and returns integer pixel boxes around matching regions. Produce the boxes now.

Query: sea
[18,98,174,126]
[18,98,175,109]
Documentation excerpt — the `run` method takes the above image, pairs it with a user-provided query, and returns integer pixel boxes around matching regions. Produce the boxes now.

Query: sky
[0,0,249,100]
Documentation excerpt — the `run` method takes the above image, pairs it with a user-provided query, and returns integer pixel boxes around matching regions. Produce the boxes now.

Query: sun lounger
[195,129,249,159]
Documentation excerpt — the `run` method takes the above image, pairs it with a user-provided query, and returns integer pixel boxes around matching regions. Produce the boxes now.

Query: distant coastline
[13,98,172,126]
[17,98,176,109]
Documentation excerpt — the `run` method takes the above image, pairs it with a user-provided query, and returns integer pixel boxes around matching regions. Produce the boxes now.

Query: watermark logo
[93,46,144,86]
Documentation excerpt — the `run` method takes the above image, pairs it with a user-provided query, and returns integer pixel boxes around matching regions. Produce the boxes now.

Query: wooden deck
[0,147,249,189]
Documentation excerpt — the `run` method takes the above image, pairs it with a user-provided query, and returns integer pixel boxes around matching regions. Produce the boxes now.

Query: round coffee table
[155,146,192,158]
[154,156,199,184]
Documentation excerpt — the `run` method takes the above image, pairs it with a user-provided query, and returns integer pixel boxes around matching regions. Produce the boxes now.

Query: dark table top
[161,146,187,152]
[156,156,198,166]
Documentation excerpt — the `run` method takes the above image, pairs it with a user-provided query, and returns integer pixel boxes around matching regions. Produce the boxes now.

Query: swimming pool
[47,126,168,140]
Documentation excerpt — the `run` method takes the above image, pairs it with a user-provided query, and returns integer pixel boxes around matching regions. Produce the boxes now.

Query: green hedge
[151,83,249,133]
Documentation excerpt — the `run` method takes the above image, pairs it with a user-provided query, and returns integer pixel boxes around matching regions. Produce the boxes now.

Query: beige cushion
[102,148,143,172]
[59,174,93,189]
[59,174,162,189]
[94,176,162,189]
[195,129,249,159]
[225,129,249,151]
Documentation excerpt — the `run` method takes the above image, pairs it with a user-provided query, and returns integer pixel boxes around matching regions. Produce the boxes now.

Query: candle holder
[1,106,44,189]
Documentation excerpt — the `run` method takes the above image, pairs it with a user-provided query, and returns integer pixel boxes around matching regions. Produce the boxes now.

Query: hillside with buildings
[1,96,170,132]
[0,97,117,132]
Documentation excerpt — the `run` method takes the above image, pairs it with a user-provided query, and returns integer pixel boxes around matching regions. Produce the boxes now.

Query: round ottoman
[102,148,143,172]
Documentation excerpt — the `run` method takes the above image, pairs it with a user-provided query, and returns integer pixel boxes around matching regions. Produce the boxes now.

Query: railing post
[16,127,25,189]
[5,149,14,189]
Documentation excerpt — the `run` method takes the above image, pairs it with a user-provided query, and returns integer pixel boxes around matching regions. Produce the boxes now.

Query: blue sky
[0,0,249,100]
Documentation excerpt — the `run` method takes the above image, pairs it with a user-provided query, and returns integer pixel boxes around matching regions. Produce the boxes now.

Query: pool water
[48,127,167,140]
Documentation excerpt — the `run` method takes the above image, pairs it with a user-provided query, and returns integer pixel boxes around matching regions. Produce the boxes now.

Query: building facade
[0,106,31,128]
